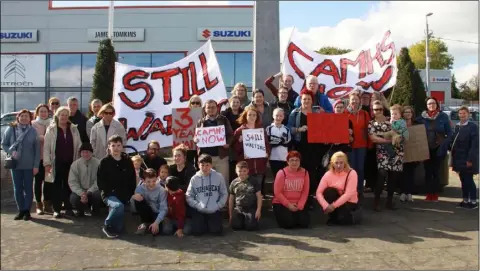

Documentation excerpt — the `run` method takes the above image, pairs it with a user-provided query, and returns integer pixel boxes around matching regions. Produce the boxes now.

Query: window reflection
[235,53,252,87]
[49,92,81,110]
[118,53,151,67]
[216,53,235,88]
[81,91,92,114]
[0,92,15,115]
[49,54,82,87]
[15,92,45,111]
[152,53,185,67]
[82,54,97,88]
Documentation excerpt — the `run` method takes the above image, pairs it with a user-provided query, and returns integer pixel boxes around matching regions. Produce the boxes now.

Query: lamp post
[108,1,115,43]
[425,12,433,96]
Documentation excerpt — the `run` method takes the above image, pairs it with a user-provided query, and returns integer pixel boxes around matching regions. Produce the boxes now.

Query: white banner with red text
[113,40,228,152]
[281,29,397,100]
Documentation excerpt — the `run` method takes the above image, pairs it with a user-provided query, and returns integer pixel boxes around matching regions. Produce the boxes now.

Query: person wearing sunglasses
[48,97,61,118]
[90,103,127,160]
[187,96,203,168]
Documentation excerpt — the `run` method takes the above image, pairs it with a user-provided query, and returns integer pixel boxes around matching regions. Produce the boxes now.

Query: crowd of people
[1,73,478,239]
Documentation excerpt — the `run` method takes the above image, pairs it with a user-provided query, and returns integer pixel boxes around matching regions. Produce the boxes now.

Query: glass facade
[0,52,252,115]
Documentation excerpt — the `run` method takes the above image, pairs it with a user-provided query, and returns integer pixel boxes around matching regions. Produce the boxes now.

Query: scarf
[35,116,51,127]
[421,110,440,120]
[9,124,32,160]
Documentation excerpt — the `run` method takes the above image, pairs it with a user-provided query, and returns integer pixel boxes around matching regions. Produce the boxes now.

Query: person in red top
[317,151,361,226]
[234,107,271,195]
[272,151,310,229]
[162,176,190,238]
[345,91,371,195]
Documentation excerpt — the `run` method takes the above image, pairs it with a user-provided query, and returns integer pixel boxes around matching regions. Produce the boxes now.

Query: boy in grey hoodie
[186,154,228,235]
[131,168,168,236]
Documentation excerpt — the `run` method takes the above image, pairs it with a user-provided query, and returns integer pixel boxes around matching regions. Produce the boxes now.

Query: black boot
[23,211,32,221]
[14,210,25,220]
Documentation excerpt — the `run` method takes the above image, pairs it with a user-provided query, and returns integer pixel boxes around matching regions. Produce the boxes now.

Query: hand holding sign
[242,128,267,159]
[195,125,226,148]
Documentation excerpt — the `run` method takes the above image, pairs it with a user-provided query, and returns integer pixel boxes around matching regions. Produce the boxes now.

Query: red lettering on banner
[356,66,394,91]
[118,112,172,141]
[326,86,355,99]
[340,51,367,84]
[286,42,314,80]
[120,70,154,110]
[310,59,341,85]
[180,66,190,103]
[151,68,180,105]
[199,53,219,90]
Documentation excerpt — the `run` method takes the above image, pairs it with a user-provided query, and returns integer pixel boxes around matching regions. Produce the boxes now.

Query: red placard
[307,113,349,144]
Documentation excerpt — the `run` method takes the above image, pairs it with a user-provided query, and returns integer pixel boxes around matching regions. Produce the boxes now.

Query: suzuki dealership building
[0,0,254,114]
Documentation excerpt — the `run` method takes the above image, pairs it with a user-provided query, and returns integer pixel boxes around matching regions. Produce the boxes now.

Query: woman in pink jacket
[317,151,361,226]
[272,151,310,229]
[31,104,53,215]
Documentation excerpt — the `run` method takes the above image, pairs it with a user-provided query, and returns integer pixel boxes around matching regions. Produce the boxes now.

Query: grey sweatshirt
[186,169,228,214]
[134,183,168,224]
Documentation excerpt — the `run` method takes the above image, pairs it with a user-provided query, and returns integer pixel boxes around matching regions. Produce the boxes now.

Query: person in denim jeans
[97,135,136,238]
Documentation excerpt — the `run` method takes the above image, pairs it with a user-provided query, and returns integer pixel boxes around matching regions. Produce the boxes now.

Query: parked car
[447,106,479,126]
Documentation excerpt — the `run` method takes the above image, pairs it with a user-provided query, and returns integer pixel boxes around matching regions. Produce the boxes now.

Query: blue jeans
[11,169,34,212]
[348,148,366,192]
[162,218,192,235]
[459,172,477,202]
[104,196,125,233]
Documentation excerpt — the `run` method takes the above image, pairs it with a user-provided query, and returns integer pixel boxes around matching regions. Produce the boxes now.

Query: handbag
[321,145,333,168]
[4,127,17,170]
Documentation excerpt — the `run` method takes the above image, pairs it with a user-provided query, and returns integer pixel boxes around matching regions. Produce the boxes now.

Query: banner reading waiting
[281,30,397,100]
[113,40,228,152]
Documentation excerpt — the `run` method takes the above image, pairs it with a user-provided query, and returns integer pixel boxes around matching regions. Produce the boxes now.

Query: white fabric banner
[113,40,228,152]
[242,128,267,159]
[281,30,397,100]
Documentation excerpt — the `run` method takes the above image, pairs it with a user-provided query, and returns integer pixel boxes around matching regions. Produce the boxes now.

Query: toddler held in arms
[383,104,409,157]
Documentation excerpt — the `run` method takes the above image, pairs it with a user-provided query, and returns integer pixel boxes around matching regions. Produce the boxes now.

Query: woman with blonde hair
[316,151,361,225]
[90,103,126,159]
[186,95,202,168]
[44,106,82,218]
[232,82,250,108]
[32,104,53,214]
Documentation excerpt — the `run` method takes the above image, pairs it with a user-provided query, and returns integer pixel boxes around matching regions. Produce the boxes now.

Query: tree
[459,75,479,101]
[390,47,427,116]
[91,38,117,115]
[451,74,461,99]
[408,38,454,70]
[316,46,352,55]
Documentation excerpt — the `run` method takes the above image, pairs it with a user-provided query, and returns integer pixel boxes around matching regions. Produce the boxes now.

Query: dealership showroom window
[0,52,252,115]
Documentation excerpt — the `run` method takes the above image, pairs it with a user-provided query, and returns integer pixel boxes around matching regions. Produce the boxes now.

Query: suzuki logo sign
[0,55,46,87]
[1,29,38,43]
[197,27,253,41]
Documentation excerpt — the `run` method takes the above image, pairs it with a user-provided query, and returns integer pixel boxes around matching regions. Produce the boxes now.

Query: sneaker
[53,212,62,218]
[23,212,32,221]
[425,194,432,201]
[432,194,439,202]
[103,225,119,239]
[135,223,148,235]
[399,193,407,203]
[407,194,414,202]
[457,201,469,209]
[468,202,479,210]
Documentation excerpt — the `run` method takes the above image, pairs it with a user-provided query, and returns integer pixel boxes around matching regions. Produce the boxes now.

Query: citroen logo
[4,59,26,79]
[202,29,211,39]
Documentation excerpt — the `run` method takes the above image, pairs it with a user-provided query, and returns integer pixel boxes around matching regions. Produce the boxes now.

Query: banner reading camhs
[113,40,228,152]
[281,30,397,100]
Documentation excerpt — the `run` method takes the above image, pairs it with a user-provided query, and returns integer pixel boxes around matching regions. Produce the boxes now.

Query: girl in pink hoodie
[316,151,361,226]
[272,151,310,229]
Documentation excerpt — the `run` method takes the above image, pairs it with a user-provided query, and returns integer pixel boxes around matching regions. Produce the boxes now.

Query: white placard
[0,54,46,87]
[281,29,397,100]
[113,40,228,152]
[195,125,226,148]
[242,128,267,159]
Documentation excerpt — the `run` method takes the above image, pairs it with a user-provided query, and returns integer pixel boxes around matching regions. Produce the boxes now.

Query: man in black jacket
[97,135,136,238]
[270,86,294,126]
[67,97,89,143]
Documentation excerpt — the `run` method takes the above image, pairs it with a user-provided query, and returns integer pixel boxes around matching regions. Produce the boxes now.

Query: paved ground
[1,170,479,270]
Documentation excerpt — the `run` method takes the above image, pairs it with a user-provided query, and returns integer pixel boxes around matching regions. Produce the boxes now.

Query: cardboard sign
[403,125,430,163]
[242,128,267,159]
[172,107,203,150]
[195,125,226,148]
[113,40,228,152]
[307,113,349,143]
[281,30,397,101]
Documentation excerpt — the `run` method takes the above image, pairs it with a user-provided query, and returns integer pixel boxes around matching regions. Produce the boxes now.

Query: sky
[53,1,479,85]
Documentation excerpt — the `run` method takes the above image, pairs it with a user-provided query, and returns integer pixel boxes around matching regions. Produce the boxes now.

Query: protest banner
[307,113,349,143]
[403,125,430,163]
[281,29,397,100]
[172,107,203,150]
[113,40,228,152]
[242,128,267,159]
[195,125,226,148]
